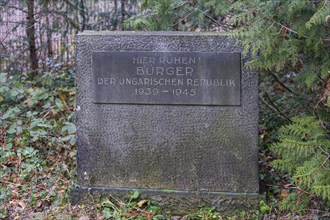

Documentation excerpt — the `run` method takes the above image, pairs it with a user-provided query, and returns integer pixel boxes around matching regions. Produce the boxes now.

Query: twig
[320,154,330,168]
[267,70,296,95]
[42,110,50,119]
[0,32,10,51]
[260,93,292,122]
[259,10,308,39]
[265,92,293,122]
[260,94,279,113]
[318,145,330,167]
[173,8,195,27]
[205,14,222,26]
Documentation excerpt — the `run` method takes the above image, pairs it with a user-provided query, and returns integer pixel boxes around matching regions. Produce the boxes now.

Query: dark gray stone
[92,51,241,105]
[72,31,263,212]
[71,186,262,215]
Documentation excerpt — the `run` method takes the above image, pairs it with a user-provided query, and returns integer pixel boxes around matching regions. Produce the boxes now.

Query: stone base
[70,186,265,214]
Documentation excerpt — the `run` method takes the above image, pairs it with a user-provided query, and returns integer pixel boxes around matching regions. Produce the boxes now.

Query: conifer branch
[261,92,293,122]
[267,71,296,95]
[272,116,330,202]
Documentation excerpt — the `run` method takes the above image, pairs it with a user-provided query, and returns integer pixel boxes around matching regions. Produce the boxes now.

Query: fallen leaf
[37,200,43,208]
[17,200,26,209]
[171,216,182,220]
[137,199,148,207]
[279,189,289,199]
[60,93,67,102]
[69,91,76,96]
[122,212,137,217]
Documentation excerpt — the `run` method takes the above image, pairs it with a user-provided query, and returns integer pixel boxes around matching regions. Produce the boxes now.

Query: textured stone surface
[72,31,261,211]
[92,51,241,105]
[71,187,264,214]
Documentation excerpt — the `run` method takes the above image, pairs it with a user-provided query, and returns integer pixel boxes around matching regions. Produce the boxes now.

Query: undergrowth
[0,69,76,219]
[0,57,329,220]
[271,116,330,214]
[1,68,270,219]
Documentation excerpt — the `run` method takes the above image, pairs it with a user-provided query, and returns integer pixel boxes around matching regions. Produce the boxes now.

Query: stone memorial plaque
[71,31,263,213]
[92,52,241,105]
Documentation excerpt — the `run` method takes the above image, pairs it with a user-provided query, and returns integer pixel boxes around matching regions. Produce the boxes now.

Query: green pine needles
[271,116,330,202]
[125,0,330,106]
[228,0,330,92]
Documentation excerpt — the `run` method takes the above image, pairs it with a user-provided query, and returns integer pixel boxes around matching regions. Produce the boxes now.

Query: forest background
[0,0,329,219]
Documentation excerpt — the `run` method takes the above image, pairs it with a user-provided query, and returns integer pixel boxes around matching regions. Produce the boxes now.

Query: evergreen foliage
[278,191,310,215]
[126,2,330,211]
[125,0,216,30]
[228,1,330,93]
[271,116,330,203]
[1,0,330,218]
[125,0,330,110]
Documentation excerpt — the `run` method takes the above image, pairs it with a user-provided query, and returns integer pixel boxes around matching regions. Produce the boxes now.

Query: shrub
[0,68,76,218]
[271,116,330,211]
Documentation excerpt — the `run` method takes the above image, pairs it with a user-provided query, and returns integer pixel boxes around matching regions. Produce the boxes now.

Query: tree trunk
[113,0,118,30]
[120,0,125,30]
[80,0,86,31]
[26,0,38,76]
[46,15,53,58]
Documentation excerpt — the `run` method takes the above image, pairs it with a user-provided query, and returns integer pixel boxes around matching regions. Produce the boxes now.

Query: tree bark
[26,0,38,76]
[44,0,53,59]
[46,16,53,58]
[80,0,86,31]
[120,0,125,30]
[113,0,118,30]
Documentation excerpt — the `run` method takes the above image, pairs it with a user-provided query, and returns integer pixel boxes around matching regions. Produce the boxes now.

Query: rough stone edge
[77,31,231,36]
[70,186,265,214]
